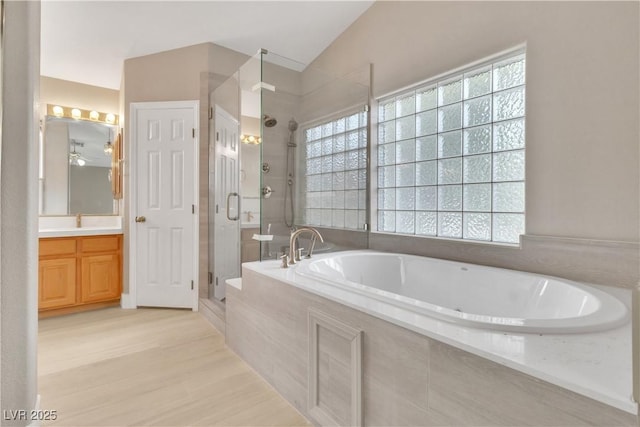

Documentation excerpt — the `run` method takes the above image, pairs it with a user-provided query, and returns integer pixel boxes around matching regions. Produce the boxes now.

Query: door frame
[211,104,241,301]
[128,100,200,311]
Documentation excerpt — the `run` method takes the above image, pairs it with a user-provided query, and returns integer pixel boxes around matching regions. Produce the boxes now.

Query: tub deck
[243,257,635,415]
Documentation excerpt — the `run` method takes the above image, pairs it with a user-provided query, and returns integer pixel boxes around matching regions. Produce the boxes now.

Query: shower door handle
[226,192,239,221]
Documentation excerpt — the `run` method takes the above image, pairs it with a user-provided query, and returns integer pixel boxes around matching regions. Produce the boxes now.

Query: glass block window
[376,52,525,244]
[301,110,367,230]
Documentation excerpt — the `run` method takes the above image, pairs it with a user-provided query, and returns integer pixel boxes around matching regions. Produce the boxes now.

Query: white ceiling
[41,0,374,90]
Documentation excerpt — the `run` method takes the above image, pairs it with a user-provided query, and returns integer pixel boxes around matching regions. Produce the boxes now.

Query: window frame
[371,45,527,246]
[298,105,370,231]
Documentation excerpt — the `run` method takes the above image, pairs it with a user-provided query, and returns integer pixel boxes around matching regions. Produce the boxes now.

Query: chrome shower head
[263,115,277,128]
[287,118,298,147]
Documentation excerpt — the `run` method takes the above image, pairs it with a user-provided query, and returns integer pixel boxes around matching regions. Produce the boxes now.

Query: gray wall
[305,1,639,289]
[311,1,639,243]
[69,166,113,214]
[1,0,40,423]
[42,120,69,214]
[122,43,249,298]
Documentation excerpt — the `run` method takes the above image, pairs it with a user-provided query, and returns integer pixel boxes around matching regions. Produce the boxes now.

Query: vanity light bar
[241,134,261,144]
[47,104,119,125]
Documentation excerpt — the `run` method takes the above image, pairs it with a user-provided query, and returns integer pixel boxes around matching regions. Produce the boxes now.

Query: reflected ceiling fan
[69,140,87,166]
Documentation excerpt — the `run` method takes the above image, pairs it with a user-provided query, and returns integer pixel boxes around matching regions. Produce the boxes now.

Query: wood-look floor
[38,307,311,427]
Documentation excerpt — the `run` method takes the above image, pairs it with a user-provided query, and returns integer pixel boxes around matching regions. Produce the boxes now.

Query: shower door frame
[209,102,241,301]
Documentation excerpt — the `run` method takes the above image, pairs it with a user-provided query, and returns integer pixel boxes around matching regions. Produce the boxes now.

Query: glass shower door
[258,50,371,260]
[208,52,262,301]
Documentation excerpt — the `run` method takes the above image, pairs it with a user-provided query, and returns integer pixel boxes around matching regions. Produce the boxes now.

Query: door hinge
[364,104,370,112]
[215,277,219,287]
[216,131,220,141]
[191,280,194,290]
[363,223,369,231]
[208,106,213,120]
[215,204,219,214]
[208,272,213,284]
[192,204,195,214]
[192,128,196,138]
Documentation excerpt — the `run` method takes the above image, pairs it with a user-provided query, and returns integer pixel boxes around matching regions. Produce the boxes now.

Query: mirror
[40,116,119,215]
[240,115,261,226]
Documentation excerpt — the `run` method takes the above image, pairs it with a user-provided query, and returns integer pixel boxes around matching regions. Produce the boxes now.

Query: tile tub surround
[226,261,637,426]
[369,233,639,289]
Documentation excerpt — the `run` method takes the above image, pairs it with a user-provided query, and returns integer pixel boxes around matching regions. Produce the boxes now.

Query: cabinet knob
[135,216,146,223]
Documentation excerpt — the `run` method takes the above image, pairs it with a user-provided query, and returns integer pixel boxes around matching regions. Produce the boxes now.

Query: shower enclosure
[208,49,370,303]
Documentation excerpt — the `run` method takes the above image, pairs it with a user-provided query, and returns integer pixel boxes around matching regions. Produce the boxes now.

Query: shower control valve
[262,186,274,198]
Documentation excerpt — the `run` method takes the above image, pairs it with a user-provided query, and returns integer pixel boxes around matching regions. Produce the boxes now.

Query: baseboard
[26,394,41,427]
[39,301,120,319]
[120,293,136,309]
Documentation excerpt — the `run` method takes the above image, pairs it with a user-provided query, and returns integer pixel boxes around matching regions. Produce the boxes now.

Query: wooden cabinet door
[39,258,77,309]
[81,253,120,303]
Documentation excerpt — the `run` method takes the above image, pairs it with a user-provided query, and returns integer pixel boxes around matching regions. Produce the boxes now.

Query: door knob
[135,216,146,223]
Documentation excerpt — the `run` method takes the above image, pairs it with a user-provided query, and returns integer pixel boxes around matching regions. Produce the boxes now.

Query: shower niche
[208,49,370,303]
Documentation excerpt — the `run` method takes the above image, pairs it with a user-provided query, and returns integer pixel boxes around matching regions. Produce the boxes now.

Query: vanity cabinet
[39,238,77,309]
[39,234,122,316]
[80,236,121,304]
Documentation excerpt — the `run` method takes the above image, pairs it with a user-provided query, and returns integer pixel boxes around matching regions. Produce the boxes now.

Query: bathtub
[295,250,629,334]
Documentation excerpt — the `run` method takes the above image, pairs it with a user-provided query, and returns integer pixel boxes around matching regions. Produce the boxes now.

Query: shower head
[287,118,298,147]
[263,115,277,128]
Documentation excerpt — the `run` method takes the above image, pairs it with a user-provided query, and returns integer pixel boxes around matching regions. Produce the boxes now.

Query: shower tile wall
[260,85,302,254]
[259,58,371,256]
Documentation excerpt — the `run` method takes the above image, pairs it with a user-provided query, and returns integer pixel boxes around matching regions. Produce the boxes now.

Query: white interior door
[133,102,198,309]
[212,104,240,301]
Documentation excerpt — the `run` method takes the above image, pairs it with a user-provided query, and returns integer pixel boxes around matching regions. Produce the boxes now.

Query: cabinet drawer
[39,238,77,257]
[81,235,120,253]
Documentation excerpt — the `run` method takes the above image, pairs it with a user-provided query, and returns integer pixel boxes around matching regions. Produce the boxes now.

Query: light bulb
[71,108,82,119]
[89,111,100,121]
[52,106,64,117]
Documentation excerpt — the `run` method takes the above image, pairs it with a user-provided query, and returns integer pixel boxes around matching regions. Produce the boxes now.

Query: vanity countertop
[39,215,123,238]
[39,226,123,238]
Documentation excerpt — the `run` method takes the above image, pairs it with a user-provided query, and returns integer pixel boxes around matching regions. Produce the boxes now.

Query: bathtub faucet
[287,227,324,266]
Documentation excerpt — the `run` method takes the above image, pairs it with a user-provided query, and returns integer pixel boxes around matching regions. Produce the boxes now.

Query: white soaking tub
[295,250,629,334]
[242,250,634,413]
